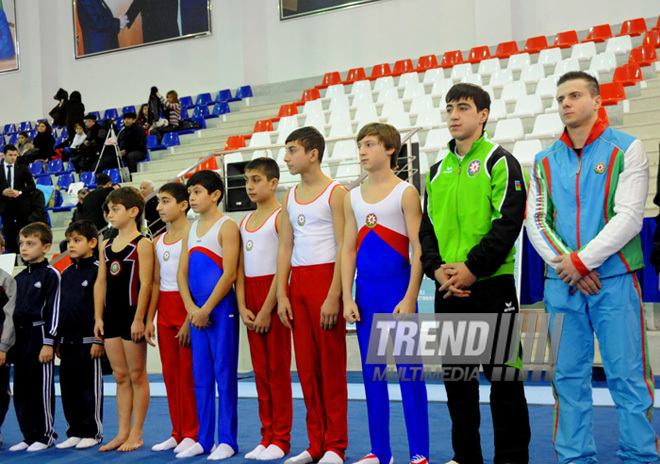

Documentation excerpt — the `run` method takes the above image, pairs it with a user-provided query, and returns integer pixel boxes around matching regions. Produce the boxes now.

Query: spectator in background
[16,132,34,157]
[150,90,181,144]
[64,91,85,143]
[77,173,114,231]
[139,180,162,237]
[59,188,91,253]
[49,88,69,128]
[59,122,88,162]
[0,145,35,254]
[137,103,151,134]
[72,114,106,173]
[27,188,49,225]
[117,112,147,173]
[22,121,55,164]
[76,0,126,55]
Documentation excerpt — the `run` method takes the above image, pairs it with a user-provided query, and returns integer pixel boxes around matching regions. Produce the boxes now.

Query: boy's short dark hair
[446,83,491,112]
[96,173,112,187]
[106,186,145,223]
[357,123,402,169]
[3,144,17,155]
[557,71,600,97]
[285,126,326,162]
[18,131,28,138]
[65,220,98,242]
[187,170,224,205]
[245,157,280,180]
[159,182,191,212]
[20,222,53,245]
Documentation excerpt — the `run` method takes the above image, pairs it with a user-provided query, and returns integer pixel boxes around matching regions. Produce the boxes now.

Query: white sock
[257,444,286,460]
[285,450,314,464]
[56,437,82,449]
[319,451,343,464]
[76,438,102,449]
[177,442,205,458]
[152,437,178,451]
[208,443,235,461]
[353,454,380,464]
[9,441,28,452]
[27,441,50,452]
[174,438,197,454]
[246,444,266,459]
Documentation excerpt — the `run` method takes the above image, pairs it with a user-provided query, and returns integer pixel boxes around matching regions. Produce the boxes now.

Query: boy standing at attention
[277,127,348,464]
[94,187,154,452]
[0,235,16,449]
[57,220,104,450]
[177,170,240,460]
[237,157,293,461]
[341,123,429,464]
[9,222,61,452]
[145,182,199,455]
[419,83,530,464]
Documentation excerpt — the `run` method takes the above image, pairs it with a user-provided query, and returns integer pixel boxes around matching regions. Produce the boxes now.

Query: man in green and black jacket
[419,84,530,464]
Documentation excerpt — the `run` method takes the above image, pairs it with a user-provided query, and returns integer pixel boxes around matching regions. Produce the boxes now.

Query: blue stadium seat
[179,96,194,110]
[80,171,96,188]
[235,85,253,99]
[56,173,74,191]
[103,108,119,121]
[46,159,66,175]
[28,162,45,177]
[37,175,53,186]
[27,130,36,139]
[7,133,18,145]
[177,116,207,135]
[193,105,210,119]
[146,134,166,151]
[103,168,121,184]
[195,93,213,106]
[0,137,4,149]
[121,105,136,115]
[55,136,67,146]
[208,102,230,119]
[66,160,75,172]
[19,121,33,132]
[215,89,235,102]
[59,127,69,139]
[161,132,180,147]
[2,124,16,135]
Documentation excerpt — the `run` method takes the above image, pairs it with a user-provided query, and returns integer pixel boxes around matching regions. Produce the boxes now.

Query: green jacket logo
[467,160,481,177]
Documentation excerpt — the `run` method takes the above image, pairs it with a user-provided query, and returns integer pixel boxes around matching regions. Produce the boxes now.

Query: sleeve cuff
[42,338,54,346]
[570,251,590,277]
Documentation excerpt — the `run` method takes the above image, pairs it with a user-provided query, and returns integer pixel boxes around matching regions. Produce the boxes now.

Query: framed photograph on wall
[73,0,212,59]
[0,0,19,74]
[280,0,384,20]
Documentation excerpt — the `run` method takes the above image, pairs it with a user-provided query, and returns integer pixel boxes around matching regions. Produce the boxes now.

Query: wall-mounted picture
[73,0,211,59]
[280,0,383,20]
[0,0,19,73]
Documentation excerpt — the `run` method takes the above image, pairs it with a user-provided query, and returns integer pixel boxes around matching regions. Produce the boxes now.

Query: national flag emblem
[297,214,306,226]
[594,162,606,174]
[515,180,522,191]
[245,240,254,252]
[467,160,481,177]
[366,213,378,228]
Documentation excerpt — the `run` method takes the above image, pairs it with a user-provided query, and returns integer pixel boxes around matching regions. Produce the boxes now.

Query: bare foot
[99,434,128,452]
[117,431,143,452]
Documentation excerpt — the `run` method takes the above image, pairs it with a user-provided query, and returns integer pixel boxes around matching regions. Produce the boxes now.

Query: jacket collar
[448,130,489,160]
[74,255,96,269]
[559,117,607,151]
[27,259,49,273]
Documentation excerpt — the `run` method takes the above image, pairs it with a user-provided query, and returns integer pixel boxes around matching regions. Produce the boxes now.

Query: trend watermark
[365,313,564,382]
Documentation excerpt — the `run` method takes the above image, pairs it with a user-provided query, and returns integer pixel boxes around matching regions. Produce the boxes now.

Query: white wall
[0,0,658,125]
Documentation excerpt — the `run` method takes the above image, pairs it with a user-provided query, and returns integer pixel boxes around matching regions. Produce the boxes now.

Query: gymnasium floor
[1,373,659,464]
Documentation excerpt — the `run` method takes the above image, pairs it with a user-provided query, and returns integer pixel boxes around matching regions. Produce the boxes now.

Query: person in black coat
[72,114,107,173]
[64,91,85,143]
[76,0,122,55]
[76,174,114,231]
[97,112,146,174]
[49,88,69,128]
[21,121,55,164]
[0,145,36,254]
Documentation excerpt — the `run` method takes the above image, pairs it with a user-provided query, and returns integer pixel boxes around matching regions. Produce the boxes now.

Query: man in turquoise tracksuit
[526,71,659,464]
[420,83,530,464]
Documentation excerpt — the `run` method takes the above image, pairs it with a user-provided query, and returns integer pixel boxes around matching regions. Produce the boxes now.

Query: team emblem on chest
[110,260,121,276]
[594,162,606,174]
[297,214,306,227]
[467,160,481,177]
[163,251,170,262]
[366,213,378,228]
[245,240,254,252]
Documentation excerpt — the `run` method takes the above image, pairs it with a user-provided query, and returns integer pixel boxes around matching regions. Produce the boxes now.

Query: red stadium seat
[598,106,610,125]
[392,59,414,76]
[343,67,367,84]
[583,24,613,43]
[467,45,491,64]
[416,54,439,71]
[300,88,321,103]
[225,135,246,150]
[524,36,548,54]
[612,63,644,86]
[628,45,658,67]
[316,71,342,89]
[253,119,274,133]
[369,63,392,80]
[495,41,519,59]
[643,28,660,49]
[553,30,579,49]
[440,50,464,68]
[270,103,298,123]
[600,82,626,105]
[185,156,219,178]
[617,18,647,37]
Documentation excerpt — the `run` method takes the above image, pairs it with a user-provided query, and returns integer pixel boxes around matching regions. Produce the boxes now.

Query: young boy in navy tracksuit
[10,222,61,452]
[56,220,104,450]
